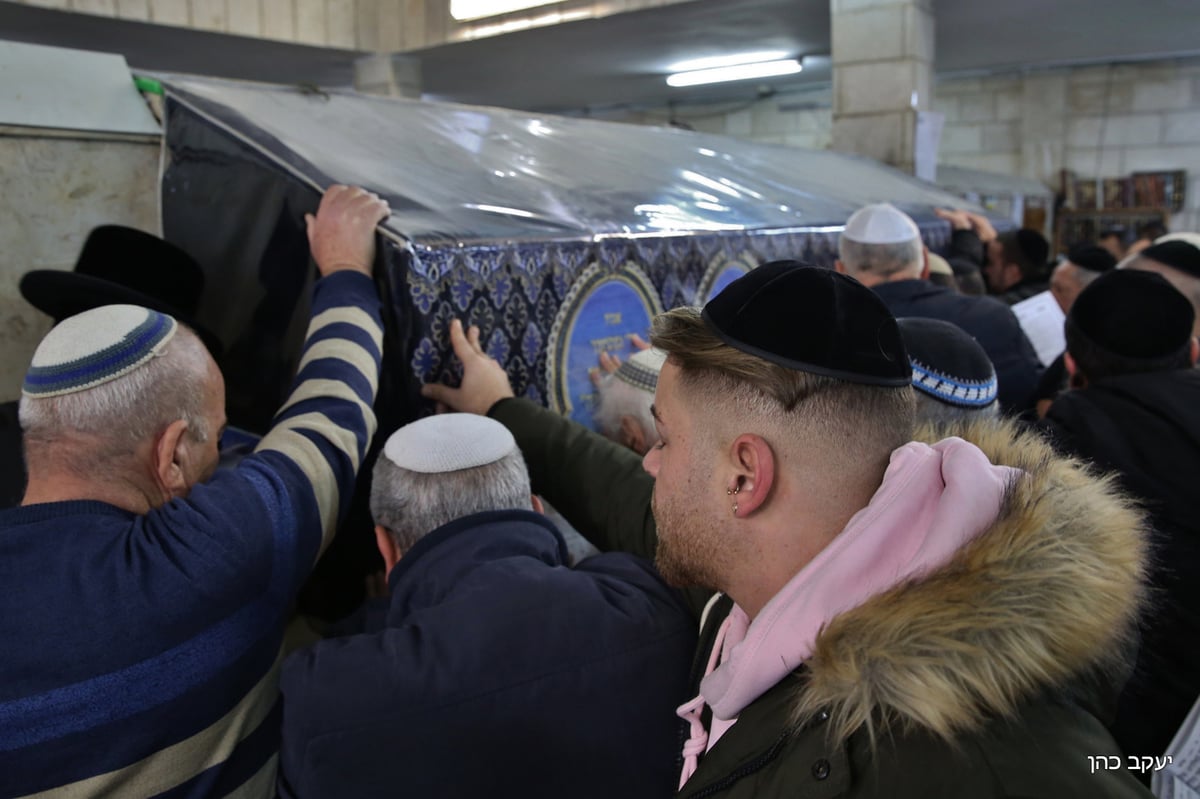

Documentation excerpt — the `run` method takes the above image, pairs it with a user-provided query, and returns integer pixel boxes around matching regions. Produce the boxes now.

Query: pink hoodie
[677,436,1021,788]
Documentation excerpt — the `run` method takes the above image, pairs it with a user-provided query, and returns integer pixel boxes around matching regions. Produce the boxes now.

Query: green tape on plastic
[133,76,164,95]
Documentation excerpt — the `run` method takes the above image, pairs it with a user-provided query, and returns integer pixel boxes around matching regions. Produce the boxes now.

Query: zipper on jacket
[683,732,791,799]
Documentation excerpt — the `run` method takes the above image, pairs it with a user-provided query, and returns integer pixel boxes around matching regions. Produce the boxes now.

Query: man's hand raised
[934,207,972,231]
[306,185,390,278]
[421,319,515,415]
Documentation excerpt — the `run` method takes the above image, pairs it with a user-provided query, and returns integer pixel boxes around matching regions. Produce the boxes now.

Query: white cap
[382,413,517,474]
[1157,232,1200,248]
[23,304,177,398]
[612,348,667,393]
[842,203,921,244]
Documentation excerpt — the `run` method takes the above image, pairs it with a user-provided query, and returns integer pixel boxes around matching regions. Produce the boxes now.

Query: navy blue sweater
[0,272,382,798]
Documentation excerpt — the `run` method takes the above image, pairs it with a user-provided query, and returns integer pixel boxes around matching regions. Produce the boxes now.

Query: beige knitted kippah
[23,304,178,398]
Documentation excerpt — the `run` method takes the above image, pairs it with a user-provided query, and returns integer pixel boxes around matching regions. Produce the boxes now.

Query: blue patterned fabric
[402,225,950,425]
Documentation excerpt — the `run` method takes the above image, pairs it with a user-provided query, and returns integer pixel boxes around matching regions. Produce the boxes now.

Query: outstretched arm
[254,185,390,559]
[422,319,656,557]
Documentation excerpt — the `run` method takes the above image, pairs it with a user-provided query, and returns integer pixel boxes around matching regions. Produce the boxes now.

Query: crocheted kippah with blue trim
[23,304,178,398]
[909,360,998,407]
[613,348,666,394]
[897,317,998,408]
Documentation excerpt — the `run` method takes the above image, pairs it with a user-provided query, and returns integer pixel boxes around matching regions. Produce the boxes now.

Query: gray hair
[1125,253,1200,315]
[838,237,923,280]
[593,377,656,444]
[1073,265,1103,292]
[369,447,533,552]
[913,392,999,426]
[1056,259,1104,295]
[20,326,212,470]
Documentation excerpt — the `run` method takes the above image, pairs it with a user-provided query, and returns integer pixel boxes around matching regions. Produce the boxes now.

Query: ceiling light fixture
[667,51,791,73]
[667,58,802,88]
[450,0,563,21]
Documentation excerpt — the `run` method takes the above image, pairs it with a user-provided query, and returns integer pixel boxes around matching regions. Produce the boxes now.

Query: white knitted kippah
[613,348,667,393]
[842,203,921,244]
[382,413,517,473]
[23,304,178,398]
[1157,232,1200,249]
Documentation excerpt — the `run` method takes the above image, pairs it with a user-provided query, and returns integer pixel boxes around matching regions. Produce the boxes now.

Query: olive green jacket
[491,398,1153,798]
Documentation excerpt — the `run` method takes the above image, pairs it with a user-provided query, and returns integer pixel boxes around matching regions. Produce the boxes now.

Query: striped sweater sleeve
[252,270,383,560]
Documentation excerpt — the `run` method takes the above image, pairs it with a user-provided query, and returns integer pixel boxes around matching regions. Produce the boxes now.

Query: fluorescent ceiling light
[667,59,802,88]
[450,0,562,21]
[667,51,790,73]
[465,203,536,218]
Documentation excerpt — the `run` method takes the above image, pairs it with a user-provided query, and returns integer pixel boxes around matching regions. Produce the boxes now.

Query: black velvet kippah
[1016,229,1050,268]
[1067,244,1117,274]
[1141,240,1200,279]
[1068,269,1194,359]
[701,261,911,386]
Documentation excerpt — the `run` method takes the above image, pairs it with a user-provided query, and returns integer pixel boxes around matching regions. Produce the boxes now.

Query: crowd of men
[2,184,1198,798]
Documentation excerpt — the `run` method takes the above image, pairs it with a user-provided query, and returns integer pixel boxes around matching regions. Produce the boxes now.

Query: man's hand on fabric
[421,319,516,415]
[306,185,390,278]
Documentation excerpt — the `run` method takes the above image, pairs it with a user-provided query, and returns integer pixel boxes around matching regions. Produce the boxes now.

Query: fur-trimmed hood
[792,418,1149,746]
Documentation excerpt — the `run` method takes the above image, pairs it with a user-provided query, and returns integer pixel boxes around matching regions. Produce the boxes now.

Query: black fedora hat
[20,225,223,357]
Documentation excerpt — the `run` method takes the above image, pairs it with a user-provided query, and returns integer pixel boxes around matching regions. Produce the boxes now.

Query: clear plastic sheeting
[936,165,1054,200]
[157,74,992,622]
[161,75,974,246]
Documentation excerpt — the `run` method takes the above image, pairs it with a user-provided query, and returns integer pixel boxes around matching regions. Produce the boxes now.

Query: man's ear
[153,419,192,503]
[834,259,846,275]
[1190,338,1199,366]
[619,415,647,455]
[530,494,545,515]
[728,434,775,519]
[1005,263,1023,288]
[375,524,403,578]
[1063,351,1088,390]
[919,248,930,280]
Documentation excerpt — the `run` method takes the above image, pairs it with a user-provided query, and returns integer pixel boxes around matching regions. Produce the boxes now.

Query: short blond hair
[651,306,915,462]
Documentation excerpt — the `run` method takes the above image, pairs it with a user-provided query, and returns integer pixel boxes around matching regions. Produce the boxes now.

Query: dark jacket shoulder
[871,280,1043,412]
[279,508,697,799]
[490,397,713,617]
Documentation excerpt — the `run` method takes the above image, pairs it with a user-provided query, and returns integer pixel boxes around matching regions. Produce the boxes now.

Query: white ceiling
[2,0,1199,114]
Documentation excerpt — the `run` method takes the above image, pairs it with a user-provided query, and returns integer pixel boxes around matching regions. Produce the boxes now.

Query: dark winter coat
[871,279,1043,413]
[492,398,1154,798]
[277,508,696,798]
[1043,368,1200,761]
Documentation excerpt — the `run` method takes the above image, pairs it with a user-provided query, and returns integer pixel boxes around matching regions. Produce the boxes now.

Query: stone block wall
[0,133,161,401]
[936,59,1200,232]
[619,57,1200,233]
